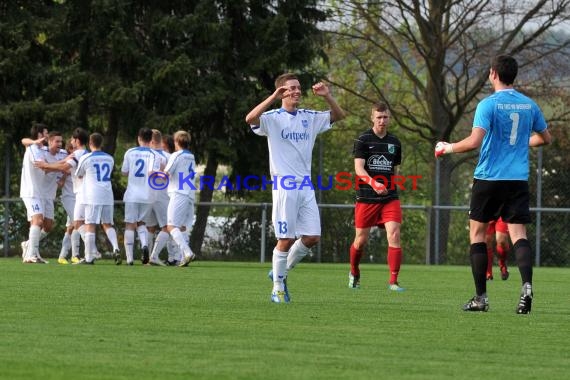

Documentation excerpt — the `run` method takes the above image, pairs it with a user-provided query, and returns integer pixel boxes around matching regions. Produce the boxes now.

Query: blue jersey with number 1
[473,89,547,181]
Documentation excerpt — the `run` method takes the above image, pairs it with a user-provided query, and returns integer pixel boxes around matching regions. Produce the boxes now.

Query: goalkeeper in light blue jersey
[434,55,552,314]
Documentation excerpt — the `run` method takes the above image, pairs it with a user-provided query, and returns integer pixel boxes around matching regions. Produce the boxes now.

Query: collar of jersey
[279,108,298,116]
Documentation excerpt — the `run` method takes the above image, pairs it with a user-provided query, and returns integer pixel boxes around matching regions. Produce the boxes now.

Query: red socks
[352,245,403,284]
[387,246,402,284]
[486,246,494,276]
[349,245,362,276]
[496,246,509,267]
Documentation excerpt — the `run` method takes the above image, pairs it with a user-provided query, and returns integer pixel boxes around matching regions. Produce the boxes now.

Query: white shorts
[22,197,54,221]
[143,194,169,228]
[61,196,76,227]
[85,204,114,225]
[73,201,86,222]
[167,193,194,228]
[185,202,195,229]
[124,202,153,224]
[272,186,321,239]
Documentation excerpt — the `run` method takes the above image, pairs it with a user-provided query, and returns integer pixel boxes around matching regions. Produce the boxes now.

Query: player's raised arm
[245,86,289,126]
[22,136,46,147]
[312,82,346,123]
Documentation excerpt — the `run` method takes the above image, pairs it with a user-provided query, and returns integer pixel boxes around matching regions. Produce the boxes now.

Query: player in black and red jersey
[348,102,405,291]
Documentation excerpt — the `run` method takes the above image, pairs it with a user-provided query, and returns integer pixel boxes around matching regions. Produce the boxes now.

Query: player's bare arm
[21,137,46,147]
[34,158,72,173]
[529,129,552,147]
[245,86,289,125]
[312,82,346,123]
[354,158,388,195]
[435,127,486,157]
[57,174,68,188]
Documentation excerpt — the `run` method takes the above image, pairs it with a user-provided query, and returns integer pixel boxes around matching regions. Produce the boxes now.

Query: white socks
[167,236,181,262]
[170,228,193,259]
[71,229,81,258]
[124,229,135,263]
[151,231,170,259]
[272,249,288,292]
[147,231,155,254]
[84,232,96,262]
[287,239,310,273]
[59,232,71,259]
[27,225,41,259]
[105,227,120,251]
[136,225,148,248]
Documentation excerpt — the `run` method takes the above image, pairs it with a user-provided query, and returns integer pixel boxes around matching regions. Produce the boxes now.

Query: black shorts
[469,179,531,224]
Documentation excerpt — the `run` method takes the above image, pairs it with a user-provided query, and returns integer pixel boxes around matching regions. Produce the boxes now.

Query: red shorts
[486,217,509,234]
[355,200,402,229]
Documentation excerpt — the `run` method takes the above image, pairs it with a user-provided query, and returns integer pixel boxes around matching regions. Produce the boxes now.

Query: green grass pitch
[1,259,569,380]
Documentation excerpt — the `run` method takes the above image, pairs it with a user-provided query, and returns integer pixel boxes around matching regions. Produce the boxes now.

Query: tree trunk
[190,150,219,256]
[103,106,119,156]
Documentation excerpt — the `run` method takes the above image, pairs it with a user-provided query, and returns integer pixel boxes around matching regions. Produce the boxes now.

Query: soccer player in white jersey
[35,128,94,263]
[74,133,117,264]
[41,131,68,252]
[22,130,66,262]
[435,55,551,314]
[145,129,172,266]
[164,130,197,267]
[161,134,183,265]
[56,140,78,264]
[20,124,53,263]
[245,73,346,303]
[121,127,160,265]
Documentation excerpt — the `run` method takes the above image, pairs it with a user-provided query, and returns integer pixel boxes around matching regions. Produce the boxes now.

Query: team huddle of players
[20,125,196,266]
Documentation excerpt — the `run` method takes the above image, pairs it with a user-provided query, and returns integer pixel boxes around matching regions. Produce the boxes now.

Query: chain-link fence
[2,197,568,266]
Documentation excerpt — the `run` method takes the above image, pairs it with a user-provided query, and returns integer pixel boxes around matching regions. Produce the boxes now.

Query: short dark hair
[90,133,103,149]
[30,123,48,139]
[163,134,174,153]
[48,131,62,140]
[72,127,89,146]
[275,73,299,89]
[138,127,153,143]
[371,102,389,114]
[491,55,518,85]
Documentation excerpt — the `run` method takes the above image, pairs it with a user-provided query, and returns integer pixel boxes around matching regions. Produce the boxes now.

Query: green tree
[325,0,570,262]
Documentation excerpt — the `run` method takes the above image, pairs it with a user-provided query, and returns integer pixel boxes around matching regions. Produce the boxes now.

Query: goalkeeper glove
[434,141,453,158]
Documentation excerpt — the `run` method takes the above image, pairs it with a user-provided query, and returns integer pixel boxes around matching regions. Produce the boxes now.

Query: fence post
[434,159,440,265]
[260,202,267,263]
[3,136,10,257]
[535,147,543,267]
[425,206,431,265]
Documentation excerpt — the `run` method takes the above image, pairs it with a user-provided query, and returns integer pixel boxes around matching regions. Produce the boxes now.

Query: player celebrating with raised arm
[434,55,551,314]
[245,73,346,303]
[349,102,405,291]
[20,124,53,263]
